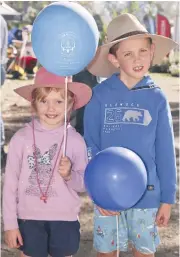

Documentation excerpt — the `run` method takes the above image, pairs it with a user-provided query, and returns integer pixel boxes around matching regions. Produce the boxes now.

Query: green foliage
[128,2,139,13]
[169,50,180,76]
[169,63,180,77]
[6,1,52,28]
[150,57,170,73]
[78,1,94,13]
[99,24,107,46]
[93,14,103,31]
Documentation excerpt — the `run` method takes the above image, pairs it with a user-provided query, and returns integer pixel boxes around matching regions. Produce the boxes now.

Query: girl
[3,67,92,257]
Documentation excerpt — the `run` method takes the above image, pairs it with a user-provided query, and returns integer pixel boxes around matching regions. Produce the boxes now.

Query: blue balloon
[32,2,99,76]
[84,147,147,211]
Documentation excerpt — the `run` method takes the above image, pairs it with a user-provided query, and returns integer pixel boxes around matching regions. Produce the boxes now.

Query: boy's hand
[59,156,72,181]
[96,206,120,216]
[5,229,23,249]
[156,203,172,227]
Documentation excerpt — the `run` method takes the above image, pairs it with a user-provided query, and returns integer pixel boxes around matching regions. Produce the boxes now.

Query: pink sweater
[3,120,88,231]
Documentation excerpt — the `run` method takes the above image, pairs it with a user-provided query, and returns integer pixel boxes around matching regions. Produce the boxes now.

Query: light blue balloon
[32,2,99,76]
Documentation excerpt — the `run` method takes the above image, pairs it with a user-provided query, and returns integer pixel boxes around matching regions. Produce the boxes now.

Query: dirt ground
[1,73,179,257]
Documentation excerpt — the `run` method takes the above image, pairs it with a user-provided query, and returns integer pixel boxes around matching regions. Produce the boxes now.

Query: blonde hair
[32,87,74,109]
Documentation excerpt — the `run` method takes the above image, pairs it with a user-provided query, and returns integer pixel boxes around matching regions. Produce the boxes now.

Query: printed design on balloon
[58,31,81,70]
[58,31,81,69]
[60,32,76,56]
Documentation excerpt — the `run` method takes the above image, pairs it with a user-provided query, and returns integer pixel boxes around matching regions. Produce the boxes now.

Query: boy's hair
[109,37,153,57]
[32,87,74,109]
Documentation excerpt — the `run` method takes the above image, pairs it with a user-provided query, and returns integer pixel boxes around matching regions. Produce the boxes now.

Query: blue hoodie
[84,74,177,209]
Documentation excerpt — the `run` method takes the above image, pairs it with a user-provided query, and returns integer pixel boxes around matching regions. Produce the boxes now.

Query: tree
[7,1,52,27]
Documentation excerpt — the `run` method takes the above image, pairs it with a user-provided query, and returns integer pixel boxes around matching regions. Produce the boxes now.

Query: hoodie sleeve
[83,92,101,160]
[3,133,23,231]
[66,134,88,192]
[155,97,177,204]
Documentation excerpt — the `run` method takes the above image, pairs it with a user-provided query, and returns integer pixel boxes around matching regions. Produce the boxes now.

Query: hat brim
[88,34,179,77]
[14,82,92,110]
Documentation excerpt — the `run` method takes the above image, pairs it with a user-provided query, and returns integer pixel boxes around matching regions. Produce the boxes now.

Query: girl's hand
[5,229,23,249]
[59,156,72,181]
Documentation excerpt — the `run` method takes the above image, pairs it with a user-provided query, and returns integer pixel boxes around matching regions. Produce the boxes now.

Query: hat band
[111,30,148,42]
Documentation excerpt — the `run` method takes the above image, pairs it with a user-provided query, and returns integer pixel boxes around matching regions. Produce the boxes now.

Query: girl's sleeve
[66,134,88,192]
[3,134,23,231]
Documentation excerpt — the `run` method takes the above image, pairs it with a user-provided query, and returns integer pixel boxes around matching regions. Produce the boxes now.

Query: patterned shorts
[94,207,160,254]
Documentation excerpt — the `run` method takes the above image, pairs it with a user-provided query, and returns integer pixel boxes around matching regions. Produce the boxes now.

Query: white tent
[0,1,20,15]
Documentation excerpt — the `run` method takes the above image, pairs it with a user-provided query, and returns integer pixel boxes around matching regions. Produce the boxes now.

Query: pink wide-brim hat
[14,67,92,110]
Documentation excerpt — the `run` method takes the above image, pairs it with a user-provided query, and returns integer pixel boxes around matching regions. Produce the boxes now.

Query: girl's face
[34,89,73,129]
[108,37,155,87]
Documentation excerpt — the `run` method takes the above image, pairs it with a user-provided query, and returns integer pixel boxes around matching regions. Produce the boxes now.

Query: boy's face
[108,37,155,84]
[34,89,73,129]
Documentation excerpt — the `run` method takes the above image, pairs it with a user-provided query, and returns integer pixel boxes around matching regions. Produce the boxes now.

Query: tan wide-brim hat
[14,67,92,110]
[88,13,179,78]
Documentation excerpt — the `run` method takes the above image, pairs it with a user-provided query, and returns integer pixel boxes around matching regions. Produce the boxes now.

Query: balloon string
[63,76,68,157]
[116,215,119,257]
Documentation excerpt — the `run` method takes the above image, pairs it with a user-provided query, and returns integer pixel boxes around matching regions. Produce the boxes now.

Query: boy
[84,13,178,257]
